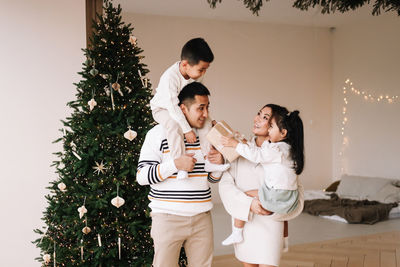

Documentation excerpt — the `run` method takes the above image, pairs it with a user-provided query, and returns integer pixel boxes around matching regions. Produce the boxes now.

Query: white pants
[152,108,212,159]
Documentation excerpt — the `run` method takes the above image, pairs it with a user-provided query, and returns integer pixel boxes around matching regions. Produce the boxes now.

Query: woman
[219,104,304,267]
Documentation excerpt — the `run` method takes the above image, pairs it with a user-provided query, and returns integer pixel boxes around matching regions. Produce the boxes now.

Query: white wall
[122,13,334,201]
[332,14,400,180]
[0,1,85,266]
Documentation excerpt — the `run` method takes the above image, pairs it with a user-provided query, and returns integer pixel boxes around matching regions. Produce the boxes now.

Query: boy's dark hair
[263,104,305,175]
[178,82,210,107]
[181,38,214,65]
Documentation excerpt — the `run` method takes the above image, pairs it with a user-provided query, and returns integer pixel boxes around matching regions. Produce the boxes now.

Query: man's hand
[174,153,196,172]
[184,130,197,143]
[220,136,239,148]
[207,146,224,164]
[250,199,272,216]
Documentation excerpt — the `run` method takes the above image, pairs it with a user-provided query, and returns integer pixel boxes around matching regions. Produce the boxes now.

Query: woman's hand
[245,190,258,198]
[250,199,272,216]
[221,136,239,148]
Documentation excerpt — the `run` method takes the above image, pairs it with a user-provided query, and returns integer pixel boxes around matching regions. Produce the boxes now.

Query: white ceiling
[114,0,383,28]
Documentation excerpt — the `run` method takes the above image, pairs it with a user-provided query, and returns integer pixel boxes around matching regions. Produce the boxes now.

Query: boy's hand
[174,153,196,172]
[207,146,223,164]
[184,130,197,143]
[220,136,239,148]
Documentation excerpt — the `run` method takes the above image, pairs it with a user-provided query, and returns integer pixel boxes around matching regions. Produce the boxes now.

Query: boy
[150,37,229,179]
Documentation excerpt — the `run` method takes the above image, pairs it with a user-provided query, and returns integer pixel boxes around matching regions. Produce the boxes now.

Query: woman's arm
[219,162,271,221]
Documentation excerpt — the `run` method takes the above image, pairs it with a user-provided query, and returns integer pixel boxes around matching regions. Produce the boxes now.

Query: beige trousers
[150,212,214,267]
[152,108,212,159]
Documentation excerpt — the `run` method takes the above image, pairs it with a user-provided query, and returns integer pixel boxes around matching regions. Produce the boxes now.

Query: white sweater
[150,62,195,134]
[236,141,298,190]
[136,125,222,216]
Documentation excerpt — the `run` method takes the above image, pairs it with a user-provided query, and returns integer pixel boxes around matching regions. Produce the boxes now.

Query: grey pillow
[336,174,392,200]
[367,182,400,203]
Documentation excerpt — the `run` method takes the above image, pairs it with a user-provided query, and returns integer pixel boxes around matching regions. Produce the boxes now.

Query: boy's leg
[199,117,230,172]
[152,109,188,179]
[184,211,213,267]
[222,218,244,246]
[150,213,190,267]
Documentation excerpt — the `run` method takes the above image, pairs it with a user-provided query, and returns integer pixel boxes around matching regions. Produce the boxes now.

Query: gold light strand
[340,78,399,175]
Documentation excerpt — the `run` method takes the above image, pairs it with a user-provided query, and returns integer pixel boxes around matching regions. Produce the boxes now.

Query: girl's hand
[250,199,272,216]
[220,136,239,148]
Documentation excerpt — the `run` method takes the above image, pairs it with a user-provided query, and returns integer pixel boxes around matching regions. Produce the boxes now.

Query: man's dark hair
[178,82,210,107]
[181,38,214,65]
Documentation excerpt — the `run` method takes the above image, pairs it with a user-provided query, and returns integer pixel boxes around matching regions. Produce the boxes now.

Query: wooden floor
[212,231,400,267]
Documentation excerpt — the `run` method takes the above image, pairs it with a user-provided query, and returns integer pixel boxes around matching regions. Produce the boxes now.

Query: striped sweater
[136,124,222,216]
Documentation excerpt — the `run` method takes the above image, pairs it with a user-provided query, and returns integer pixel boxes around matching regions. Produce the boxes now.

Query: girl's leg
[222,218,245,246]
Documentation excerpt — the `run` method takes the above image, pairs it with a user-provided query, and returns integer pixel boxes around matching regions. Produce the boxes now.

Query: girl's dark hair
[263,104,305,175]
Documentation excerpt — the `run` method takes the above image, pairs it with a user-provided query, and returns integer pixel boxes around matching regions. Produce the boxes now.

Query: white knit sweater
[136,124,222,216]
[149,61,195,134]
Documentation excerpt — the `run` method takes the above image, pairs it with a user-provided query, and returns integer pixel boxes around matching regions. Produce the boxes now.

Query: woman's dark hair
[263,104,304,175]
[181,38,214,65]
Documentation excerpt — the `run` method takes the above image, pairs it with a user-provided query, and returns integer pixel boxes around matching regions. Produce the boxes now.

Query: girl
[221,105,304,253]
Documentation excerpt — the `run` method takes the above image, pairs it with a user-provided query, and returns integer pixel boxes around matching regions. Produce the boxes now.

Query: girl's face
[253,107,271,137]
[268,118,287,143]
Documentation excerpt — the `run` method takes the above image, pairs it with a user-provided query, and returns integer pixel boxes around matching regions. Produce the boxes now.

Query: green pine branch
[207,0,400,16]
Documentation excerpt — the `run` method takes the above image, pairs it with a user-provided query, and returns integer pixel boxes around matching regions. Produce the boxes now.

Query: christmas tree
[33,1,155,266]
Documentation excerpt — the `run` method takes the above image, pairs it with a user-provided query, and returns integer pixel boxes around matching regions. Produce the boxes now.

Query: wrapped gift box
[206,121,242,162]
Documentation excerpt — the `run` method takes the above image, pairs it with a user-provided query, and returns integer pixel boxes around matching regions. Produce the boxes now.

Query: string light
[340,78,399,175]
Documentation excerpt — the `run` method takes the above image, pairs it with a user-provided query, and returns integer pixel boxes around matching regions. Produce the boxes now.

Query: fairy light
[340,78,399,175]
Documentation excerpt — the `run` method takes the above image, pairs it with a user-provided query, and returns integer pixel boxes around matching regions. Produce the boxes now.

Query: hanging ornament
[100,74,109,80]
[70,141,82,160]
[124,126,137,141]
[43,254,51,264]
[104,85,111,96]
[57,182,66,192]
[128,35,137,46]
[93,161,107,175]
[78,206,87,219]
[111,196,125,208]
[112,82,123,96]
[101,38,107,43]
[125,86,132,93]
[138,70,145,87]
[98,234,102,247]
[89,68,99,76]
[109,82,115,110]
[111,184,125,208]
[88,98,97,111]
[53,242,56,267]
[118,237,122,260]
[80,239,84,260]
[82,226,91,234]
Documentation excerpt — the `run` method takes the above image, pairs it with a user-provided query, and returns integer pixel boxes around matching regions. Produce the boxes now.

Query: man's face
[181,95,210,129]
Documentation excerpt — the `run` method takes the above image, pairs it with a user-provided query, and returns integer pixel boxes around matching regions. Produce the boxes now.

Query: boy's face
[180,95,210,129]
[182,60,210,80]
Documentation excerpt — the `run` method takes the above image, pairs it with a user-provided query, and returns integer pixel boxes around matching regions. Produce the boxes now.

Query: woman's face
[252,106,272,137]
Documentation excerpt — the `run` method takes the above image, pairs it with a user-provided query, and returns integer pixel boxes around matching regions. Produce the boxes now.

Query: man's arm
[136,130,177,185]
[207,146,224,183]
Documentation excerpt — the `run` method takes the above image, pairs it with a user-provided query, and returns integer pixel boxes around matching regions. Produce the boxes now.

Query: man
[137,82,224,267]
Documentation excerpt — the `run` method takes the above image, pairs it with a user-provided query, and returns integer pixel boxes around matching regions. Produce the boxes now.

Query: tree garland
[207,0,400,16]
